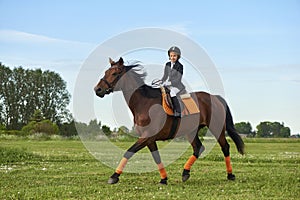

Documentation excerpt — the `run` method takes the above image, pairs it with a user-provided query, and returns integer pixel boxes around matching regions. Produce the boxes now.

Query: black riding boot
[171,96,181,117]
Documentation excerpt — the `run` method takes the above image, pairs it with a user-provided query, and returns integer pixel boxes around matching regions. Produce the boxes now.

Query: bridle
[100,67,123,94]
[100,78,114,94]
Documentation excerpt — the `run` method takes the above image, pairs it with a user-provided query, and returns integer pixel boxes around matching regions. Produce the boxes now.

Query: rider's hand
[164,81,171,86]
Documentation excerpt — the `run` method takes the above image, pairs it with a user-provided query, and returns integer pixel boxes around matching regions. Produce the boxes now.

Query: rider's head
[168,46,181,63]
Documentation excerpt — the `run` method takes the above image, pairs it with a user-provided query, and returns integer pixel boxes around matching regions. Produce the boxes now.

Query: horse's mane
[124,62,147,84]
[124,63,161,98]
[138,85,161,98]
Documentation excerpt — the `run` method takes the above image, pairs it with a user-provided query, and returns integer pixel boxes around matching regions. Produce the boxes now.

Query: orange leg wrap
[115,157,128,174]
[225,156,232,174]
[157,163,167,179]
[184,155,197,170]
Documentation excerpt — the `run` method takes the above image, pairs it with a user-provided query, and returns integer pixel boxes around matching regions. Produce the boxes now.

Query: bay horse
[94,57,244,185]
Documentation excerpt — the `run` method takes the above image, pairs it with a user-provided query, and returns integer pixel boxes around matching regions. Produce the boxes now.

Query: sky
[0,0,300,134]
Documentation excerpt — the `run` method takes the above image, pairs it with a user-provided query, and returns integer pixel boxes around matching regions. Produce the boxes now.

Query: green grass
[0,138,299,199]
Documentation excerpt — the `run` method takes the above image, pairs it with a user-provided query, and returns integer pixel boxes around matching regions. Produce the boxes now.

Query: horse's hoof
[108,177,119,184]
[227,173,235,181]
[182,169,190,182]
[108,172,120,184]
[182,174,190,182]
[159,177,168,185]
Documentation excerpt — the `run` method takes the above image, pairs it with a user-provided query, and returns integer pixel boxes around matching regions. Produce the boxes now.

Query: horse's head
[94,57,126,98]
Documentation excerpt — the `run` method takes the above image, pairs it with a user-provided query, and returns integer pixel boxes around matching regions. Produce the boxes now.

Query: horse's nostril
[96,88,102,93]
[95,87,105,97]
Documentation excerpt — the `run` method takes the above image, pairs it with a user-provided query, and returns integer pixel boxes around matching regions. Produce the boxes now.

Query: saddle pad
[181,97,200,114]
[160,86,200,116]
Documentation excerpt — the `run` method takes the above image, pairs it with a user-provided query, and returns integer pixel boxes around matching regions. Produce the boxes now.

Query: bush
[21,121,36,135]
[0,124,6,130]
[22,120,59,135]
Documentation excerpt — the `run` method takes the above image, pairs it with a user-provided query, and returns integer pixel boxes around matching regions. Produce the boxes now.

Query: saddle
[160,86,200,116]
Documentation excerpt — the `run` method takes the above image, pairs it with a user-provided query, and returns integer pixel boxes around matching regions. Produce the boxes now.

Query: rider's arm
[161,62,170,83]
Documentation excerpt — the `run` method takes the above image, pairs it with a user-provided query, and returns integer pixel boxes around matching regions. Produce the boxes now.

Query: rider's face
[169,52,178,63]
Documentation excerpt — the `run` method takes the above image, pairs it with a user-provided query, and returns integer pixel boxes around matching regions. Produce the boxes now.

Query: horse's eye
[112,73,118,76]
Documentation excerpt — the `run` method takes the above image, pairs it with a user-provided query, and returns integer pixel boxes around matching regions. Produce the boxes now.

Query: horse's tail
[216,95,245,155]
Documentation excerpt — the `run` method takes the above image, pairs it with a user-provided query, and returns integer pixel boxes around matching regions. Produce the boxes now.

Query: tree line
[0,63,71,130]
[0,63,292,138]
[76,120,292,139]
[234,121,291,138]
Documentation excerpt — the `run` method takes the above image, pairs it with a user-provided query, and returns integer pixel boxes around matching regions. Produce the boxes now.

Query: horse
[94,57,245,185]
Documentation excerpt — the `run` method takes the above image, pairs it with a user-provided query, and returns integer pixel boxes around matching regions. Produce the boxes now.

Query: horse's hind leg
[182,131,205,182]
[217,128,236,180]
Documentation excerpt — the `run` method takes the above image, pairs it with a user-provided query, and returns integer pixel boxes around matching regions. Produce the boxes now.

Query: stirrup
[173,111,181,117]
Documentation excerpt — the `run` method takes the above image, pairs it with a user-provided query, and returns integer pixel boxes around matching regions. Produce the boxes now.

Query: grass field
[0,137,299,199]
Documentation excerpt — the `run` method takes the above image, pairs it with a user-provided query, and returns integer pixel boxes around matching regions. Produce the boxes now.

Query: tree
[0,102,4,126]
[0,123,5,130]
[270,122,282,137]
[256,122,271,137]
[74,121,88,137]
[256,121,291,138]
[102,125,112,136]
[31,110,44,122]
[25,69,71,124]
[58,120,78,137]
[12,67,29,129]
[117,126,130,135]
[0,64,13,128]
[279,126,291,138]
[38,70,71,123]
[235,122,253,135]
[87,119,101,136]
[72,119,103,139]
[0,64,71,129]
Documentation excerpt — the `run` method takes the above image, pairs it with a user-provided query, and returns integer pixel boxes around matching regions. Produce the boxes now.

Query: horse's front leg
[147,142,168,185]
[182,132,205,182]
[108,138,148,184]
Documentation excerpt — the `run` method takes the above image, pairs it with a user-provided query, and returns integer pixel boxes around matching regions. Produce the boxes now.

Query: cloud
[161,23,192,36]
[0,30,99,95]
[193,27,298,36]
[0,29,94,47]
[216,64,300,84]
[0,29,97,68]
[279,75,300,83]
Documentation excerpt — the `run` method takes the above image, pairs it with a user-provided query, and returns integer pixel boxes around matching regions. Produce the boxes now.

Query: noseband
[101,72,122,94]
[101,78,113,93]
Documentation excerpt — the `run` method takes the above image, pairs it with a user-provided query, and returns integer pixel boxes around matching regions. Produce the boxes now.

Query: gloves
[163,81,171,86]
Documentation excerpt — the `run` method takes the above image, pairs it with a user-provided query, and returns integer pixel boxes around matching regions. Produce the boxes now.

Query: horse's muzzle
[95,88,105,98]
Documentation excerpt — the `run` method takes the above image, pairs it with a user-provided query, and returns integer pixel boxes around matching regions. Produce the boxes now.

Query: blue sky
[1,0,300,134]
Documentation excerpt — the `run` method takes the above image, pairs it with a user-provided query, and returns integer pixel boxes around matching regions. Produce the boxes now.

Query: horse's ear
[118,57,124,66]
[109,57,114,65]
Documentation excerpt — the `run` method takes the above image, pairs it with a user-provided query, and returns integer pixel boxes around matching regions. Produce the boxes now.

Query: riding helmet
[168,46,181,58]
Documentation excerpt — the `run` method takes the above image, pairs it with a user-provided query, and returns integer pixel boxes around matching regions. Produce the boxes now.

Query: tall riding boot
[171,96,181,117]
